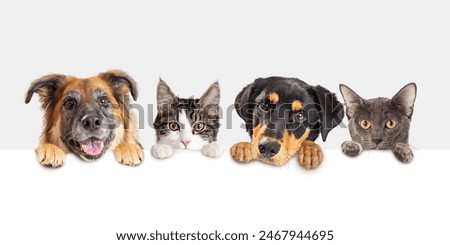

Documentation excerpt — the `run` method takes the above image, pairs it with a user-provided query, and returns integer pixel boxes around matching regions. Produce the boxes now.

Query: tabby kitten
[151,80,223,159]
[339,83,417,163]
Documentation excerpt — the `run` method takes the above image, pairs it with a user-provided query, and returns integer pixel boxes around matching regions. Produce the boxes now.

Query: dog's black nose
[258,142,280,158]
[82,116,101,131]
[373,139,382,145]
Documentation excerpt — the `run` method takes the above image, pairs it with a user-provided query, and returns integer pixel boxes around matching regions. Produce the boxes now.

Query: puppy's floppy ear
[25,74,66,108]
[99,70,138,101]
[235,82,256,133]
[313,85,344,141]
[339,84,364,118]
[391,83,417,118]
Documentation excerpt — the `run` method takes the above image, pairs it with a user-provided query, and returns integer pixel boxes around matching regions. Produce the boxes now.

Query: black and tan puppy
[25,70,143,167]
[231,77,344,169]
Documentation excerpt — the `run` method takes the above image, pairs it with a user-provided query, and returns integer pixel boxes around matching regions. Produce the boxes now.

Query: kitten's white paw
[201,142,224,158]
[151,144,174,159]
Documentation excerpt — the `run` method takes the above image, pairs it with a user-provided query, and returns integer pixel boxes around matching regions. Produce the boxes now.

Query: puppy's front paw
[342,140,362,157]
[36,144,65,168]
[201,142,223,158]
[151,144,174,159]
[298,141,323,170]
[393,143,413,163]
[230,142,254,163]
[114,143,143,166]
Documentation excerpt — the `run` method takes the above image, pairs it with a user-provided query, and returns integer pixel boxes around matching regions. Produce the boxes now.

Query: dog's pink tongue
[81,140,104,156]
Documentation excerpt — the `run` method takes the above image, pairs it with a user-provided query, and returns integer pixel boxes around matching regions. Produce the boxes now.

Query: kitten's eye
[294,113,304,123]
[64,98,76,110]
[259,102,270,111]
[360,120,371,129]
[168,122,180,131]
[386,119,396,129]
[99,97,109,107]
[193,122,206,132]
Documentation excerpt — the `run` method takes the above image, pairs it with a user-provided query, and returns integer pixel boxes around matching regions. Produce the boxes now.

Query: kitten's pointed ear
[199,81,220,106]
[313,85,344,141]
[25,74,66,108]
[339,84,364,118]
[392,83,417,118]
[157,79,177,107]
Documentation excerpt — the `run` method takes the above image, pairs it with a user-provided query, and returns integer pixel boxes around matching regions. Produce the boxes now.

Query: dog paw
[393,143,413,163]
[151,144,174,159]
[36,144,65,168]
[341,140,362,157]
[114,143,143,166]
[201,142,224,158]
[298,141,323,170]
[230,142,254,163]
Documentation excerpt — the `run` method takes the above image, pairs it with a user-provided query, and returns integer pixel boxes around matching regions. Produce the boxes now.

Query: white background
[1,150,449,244]
[1,0,449,244]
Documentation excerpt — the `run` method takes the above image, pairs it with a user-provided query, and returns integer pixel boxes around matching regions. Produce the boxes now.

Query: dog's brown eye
[64,99,76,110]
[168,122,180,131]
[294,113,304,123]
[99,97,109,107]
[259,102,270,111]
[386,119,396,129]
[193,122,206,132]
[360,120,371,129]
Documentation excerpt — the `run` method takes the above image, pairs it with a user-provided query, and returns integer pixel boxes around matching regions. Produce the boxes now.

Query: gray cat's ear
[199,81,220,106]
[339,84,364,118]
[392,83,417,118]
[157,79,177,107]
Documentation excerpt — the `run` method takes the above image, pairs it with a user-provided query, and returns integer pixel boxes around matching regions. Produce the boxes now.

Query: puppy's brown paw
[36,144,65,168]
[298,141,323,170]
[230,142,254,163]
[114,143,143,166]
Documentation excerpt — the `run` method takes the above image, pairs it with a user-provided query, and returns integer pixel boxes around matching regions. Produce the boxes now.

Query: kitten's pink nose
[181,140,191,149]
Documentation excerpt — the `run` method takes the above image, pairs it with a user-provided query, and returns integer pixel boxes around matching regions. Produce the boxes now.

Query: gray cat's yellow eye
[193,122,206,132]
[168,122,180,131]
[359,120,371,129]
[386,120,396,129]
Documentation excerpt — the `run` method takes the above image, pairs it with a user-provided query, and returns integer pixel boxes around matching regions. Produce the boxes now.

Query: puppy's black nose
[82,116,101,131]
[373,139,382,145]
[258,142,280,158]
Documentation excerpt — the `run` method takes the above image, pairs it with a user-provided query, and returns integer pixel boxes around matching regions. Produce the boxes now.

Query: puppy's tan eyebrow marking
[292,100,302,111]
[269,92,279,104]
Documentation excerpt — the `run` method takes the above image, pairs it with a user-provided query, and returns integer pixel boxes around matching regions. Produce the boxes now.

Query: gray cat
[339,83,417,163]
[151,80,223,159]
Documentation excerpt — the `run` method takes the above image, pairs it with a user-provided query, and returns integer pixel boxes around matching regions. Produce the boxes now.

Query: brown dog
[25,70,143,167]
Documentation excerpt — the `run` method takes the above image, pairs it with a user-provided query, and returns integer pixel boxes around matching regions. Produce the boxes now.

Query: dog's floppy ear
[391,83,417,118]
[99,70,138,101]
[25,74,66,108]
[313,85,344,141]
[235,83,256,133]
